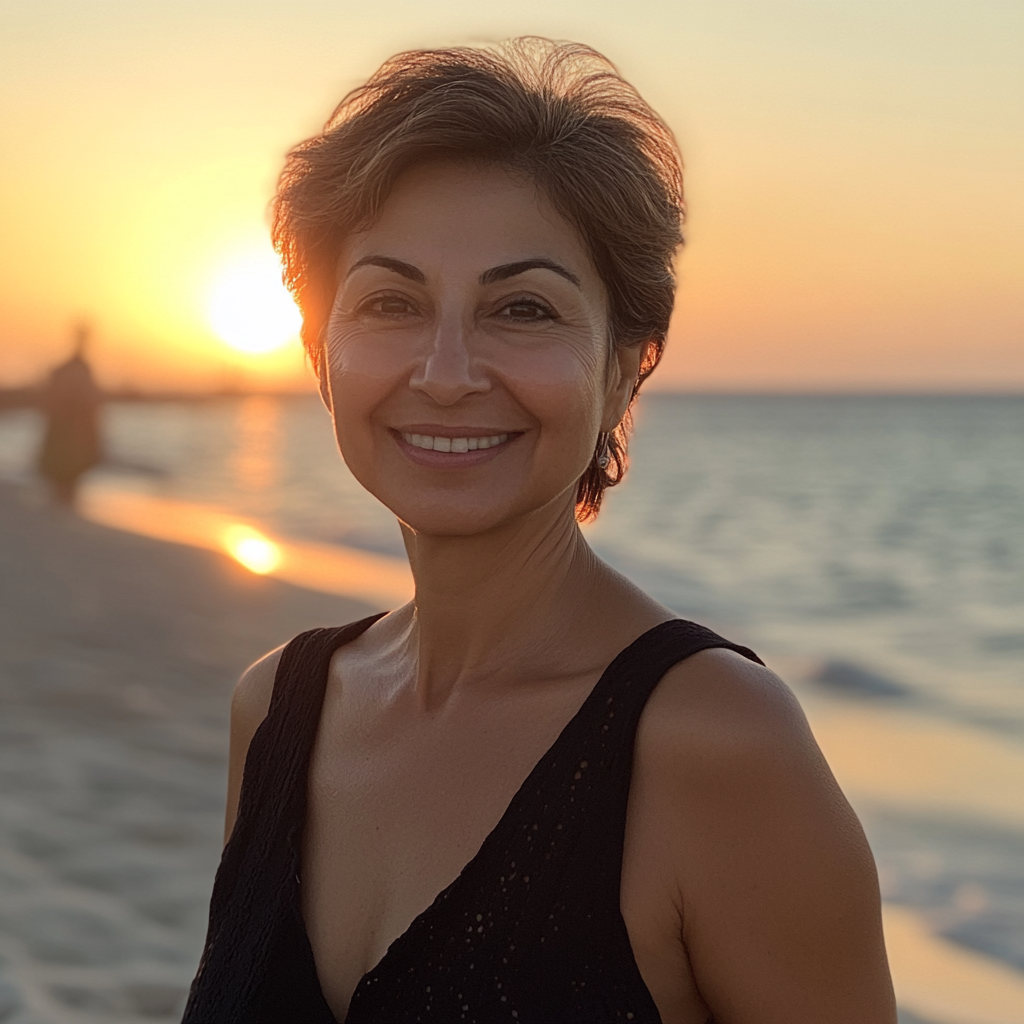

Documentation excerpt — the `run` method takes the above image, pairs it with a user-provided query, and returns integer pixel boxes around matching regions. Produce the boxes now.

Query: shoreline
[80,487,413,610]
[1,482,1022,1022]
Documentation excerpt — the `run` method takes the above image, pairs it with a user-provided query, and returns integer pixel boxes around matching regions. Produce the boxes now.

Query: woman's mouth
[401,432,509,453]
[392,428,521,466]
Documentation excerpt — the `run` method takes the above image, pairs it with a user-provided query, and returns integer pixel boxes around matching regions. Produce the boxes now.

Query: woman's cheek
[323,329,419,425]
[324,323,412,384]
[500,339,605,433]
[321,332,392,464]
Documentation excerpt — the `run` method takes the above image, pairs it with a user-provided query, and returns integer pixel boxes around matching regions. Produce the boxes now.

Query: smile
[402,433,509,453]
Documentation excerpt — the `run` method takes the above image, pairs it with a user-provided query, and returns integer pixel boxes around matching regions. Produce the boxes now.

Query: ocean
[1,392,1023,1009]
[6,392,1018,720]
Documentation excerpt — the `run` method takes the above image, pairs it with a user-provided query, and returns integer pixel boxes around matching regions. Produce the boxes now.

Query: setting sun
[208,251,302,355]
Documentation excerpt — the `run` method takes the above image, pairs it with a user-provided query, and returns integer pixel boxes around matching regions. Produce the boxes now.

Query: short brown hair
[272,37,684,519]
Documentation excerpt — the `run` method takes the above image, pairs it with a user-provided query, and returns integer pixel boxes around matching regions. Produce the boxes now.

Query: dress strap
[592,617,763,745]
[183,614,384,1023]
[564,618,765,875]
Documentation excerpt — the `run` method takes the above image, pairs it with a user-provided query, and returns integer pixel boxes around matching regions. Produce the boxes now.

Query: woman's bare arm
[223,646,284,844]
[633,649,896,1023]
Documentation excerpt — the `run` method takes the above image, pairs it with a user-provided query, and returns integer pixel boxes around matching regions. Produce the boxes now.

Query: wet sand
[2,481,1023,1023]
[792,686,1024,1023]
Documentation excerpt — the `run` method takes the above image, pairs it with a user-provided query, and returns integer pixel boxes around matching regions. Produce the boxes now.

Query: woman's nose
[409,321,491,406]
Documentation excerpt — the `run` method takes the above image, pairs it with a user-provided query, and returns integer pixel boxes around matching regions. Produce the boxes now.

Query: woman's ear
[318,367,332,412]
[315,338,333,413]
[600,340,649,431]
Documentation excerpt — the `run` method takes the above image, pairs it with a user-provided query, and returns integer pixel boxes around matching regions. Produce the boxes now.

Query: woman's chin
[394,505,524,540]
[388,491,568,541]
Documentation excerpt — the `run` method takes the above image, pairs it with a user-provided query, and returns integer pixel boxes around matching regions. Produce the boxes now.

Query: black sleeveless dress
[183,616,762,1023]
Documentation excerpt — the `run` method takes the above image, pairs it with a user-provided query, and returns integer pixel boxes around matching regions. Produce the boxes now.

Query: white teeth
[401,432,510,452]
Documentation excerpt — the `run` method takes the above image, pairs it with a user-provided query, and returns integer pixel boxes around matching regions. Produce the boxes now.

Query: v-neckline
[306,618,678,1024]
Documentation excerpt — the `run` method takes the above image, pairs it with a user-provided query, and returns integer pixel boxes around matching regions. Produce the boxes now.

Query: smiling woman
[320,159,626,536]
[183,38,897,1024]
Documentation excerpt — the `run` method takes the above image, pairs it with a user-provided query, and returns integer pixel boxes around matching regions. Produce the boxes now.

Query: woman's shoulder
[632,640,876,910]
[231,614,389,726]
[231,645,286,733]
[628,647,894,1017]
[634,644,834,818]
[644,646,814,765]
[223,645,286,843]
[631,642,844,848]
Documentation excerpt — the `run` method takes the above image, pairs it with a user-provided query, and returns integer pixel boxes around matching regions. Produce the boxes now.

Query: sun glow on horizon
[208,251,302,355]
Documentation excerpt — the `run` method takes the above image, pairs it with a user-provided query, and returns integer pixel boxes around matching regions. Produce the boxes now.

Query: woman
[184,39,896,1023]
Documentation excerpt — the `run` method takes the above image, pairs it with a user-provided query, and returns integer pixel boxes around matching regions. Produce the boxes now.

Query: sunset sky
[1,0,1021,392]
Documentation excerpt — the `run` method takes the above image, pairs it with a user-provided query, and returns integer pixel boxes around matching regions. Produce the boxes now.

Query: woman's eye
[498,298,556,322]
[360,294,416,318]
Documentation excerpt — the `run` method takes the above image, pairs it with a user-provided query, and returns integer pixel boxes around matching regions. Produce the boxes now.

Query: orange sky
[1,0,1021,392]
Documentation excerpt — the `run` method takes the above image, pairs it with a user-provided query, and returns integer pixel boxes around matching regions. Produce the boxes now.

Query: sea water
[12,392,1015,718]
[2,392,1021,724]
[2,392,1023,995]
[592,395,1024,730]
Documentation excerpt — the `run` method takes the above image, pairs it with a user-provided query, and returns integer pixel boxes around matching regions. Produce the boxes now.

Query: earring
[596,433,610,470]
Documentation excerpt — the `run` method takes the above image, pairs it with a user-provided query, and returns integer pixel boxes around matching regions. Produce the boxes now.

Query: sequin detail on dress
[183,617,762,1023]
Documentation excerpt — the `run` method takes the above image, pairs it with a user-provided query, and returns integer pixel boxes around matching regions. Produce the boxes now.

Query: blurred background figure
[35,322,103,507]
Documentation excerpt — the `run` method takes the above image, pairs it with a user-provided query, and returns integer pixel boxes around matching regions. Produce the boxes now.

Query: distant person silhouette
[36,324,103,507]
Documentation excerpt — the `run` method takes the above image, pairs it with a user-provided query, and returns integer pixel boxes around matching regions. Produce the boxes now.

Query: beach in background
[1,392,1022,1023]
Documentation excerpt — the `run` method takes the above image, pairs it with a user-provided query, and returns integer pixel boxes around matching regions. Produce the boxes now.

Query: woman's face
[322,160,639,537]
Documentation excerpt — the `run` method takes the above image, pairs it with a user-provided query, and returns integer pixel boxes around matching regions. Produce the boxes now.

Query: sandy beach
[2,479,1023,1023]
[0,482,373,1023]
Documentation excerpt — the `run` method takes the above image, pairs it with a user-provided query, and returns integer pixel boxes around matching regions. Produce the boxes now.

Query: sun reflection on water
[231,394,282,500]
[222,523,281,574]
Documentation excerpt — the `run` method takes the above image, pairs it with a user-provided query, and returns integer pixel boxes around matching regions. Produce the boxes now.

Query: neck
[394,496,629,706]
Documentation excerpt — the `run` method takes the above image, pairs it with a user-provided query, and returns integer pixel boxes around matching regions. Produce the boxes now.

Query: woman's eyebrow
[480,259,581,288]
[345,256,426,283]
